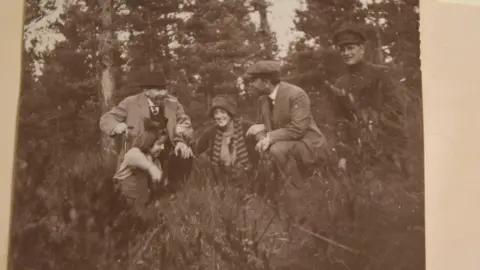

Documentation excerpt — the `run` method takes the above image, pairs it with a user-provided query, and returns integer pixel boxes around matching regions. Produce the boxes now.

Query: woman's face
[150,140,164,155]
[213,108,232,127]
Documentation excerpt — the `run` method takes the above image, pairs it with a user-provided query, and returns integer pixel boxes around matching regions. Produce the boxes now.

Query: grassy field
[9,91,424,270]
[101,156,424,270]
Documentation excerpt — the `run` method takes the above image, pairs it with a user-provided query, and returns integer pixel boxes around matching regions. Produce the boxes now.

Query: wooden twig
[128,227,161,270]
[294,225,360,255]
[255,213,277,244]
[13,217,49,236]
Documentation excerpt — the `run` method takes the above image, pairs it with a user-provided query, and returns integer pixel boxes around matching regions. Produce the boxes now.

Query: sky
[24,0,67,52]
[24,0,304,57]
[250,0,305,57]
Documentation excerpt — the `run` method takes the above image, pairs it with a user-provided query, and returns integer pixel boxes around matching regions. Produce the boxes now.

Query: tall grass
[10,144,423,270]
[10,84,424,270]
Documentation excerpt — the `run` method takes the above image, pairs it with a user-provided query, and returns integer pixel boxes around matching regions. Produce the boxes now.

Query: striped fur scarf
[211,118,252,171]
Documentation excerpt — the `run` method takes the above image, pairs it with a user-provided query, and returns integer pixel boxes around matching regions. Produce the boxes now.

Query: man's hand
[112,123,128,135]
[255,134,272,153]
[148,165,163,183]
[338,158,347,171]
[329,84,346,97]
[174,142,194,159]
[246,124,265,136]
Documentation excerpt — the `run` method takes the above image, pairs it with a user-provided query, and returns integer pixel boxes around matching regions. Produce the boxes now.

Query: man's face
[144,88,168,106]
[248,77,272,96]
[339,43,365,65]
[212,108,232,128]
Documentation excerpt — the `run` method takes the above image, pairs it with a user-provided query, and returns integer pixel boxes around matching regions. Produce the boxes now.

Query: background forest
[11,0,423,269]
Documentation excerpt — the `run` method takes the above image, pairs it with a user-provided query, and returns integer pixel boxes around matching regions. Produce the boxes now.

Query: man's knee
[268,142,293,162]
[291,142,317,164]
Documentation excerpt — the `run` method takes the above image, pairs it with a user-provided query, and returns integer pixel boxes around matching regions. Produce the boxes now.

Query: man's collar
[269,83,280,101]
[346,60,367,74]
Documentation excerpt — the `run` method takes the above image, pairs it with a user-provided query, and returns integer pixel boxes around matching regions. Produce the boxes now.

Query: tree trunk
[256,0,273,59]
[98,0,117,160]
[147,9,155,72]
[374,2,384,64]
[375,27,384,63]
[206,91,213,111]
[162,12,171,79]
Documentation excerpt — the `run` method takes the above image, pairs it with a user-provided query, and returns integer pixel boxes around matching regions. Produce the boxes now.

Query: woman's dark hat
[209,94,238,117]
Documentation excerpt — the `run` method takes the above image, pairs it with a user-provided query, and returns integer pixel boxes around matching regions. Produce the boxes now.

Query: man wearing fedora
[243,60,327,182]
[99,71,194,193]
[331,24,408,176]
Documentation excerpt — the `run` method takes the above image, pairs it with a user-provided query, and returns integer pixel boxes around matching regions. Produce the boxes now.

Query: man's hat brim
[333,29,366,46]
[136,83,167,89]
[134,77,167,89]
[336,40,364,46]
[244,60,282,78]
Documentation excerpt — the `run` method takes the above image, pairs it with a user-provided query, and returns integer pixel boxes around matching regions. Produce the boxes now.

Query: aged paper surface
[0,0,23,269]
[421,1,480,269]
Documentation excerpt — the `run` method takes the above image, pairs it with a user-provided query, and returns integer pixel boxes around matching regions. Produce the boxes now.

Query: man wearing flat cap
[243,60,327,182]
[100,69,194,192]
[331,25,408,176]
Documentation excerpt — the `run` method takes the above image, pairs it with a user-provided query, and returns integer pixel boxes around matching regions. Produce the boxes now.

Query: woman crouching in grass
[195,94,262,185]
[113,120,168,225]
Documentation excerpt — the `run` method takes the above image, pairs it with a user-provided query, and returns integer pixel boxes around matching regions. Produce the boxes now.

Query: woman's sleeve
[123,147,157,172]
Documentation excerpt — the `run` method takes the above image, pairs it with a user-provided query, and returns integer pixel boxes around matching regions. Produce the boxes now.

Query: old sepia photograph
[10,0,423,269]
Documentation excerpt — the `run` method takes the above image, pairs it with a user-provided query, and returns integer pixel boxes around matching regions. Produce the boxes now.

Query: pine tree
[121,0,185,75]
[175,0,271,113]
[250,0,277,59]
[365,0,420,88]
[294,0,365,48]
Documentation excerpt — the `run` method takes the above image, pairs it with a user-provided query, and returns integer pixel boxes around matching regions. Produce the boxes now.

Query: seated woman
[114,119,168,222]
[195,94,262,183]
